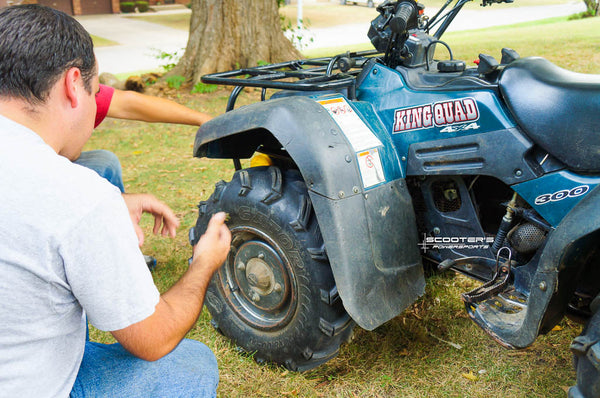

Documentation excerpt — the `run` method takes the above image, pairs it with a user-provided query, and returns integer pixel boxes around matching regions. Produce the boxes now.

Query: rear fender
[537,185,600,332]
[470,184,600,348]
[193,96,424,330]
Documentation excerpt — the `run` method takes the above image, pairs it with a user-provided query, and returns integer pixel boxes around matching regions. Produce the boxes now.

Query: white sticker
[318,97,382,152]
[357,148,385,189]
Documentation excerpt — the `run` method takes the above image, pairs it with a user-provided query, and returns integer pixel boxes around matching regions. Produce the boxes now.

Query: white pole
[297,0,303,29]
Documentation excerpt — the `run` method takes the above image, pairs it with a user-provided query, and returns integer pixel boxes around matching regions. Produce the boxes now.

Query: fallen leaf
[552,325,563,331]
[462,371,479,381]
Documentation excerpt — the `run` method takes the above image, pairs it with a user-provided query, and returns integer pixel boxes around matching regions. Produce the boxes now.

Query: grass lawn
[123,11,192,31]
[304,16,600,74]
[91,34,118,47]
[280,0,573,27]
[126,0,574,30]
[87,14,598,398]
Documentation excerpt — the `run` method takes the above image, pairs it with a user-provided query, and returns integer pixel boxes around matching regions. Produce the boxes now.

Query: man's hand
[111,212,231,362]
[190,212,232,275]
[122,193,179,246]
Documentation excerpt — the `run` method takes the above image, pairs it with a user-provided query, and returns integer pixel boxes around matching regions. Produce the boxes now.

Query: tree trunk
[583,0,599,15]
[173,0,302,86]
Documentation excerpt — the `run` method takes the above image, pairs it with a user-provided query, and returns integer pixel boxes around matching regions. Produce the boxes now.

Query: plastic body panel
[355,62,518,177]
[512,170,600,227]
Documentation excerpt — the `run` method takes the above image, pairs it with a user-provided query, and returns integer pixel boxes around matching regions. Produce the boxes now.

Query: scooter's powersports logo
[393,98,479,133]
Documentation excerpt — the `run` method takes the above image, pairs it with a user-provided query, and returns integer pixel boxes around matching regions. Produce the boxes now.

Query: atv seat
[499,57,600,172]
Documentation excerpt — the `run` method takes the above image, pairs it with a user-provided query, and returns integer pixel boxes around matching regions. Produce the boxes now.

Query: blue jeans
[74,150,125,193]
[70,340,219,397]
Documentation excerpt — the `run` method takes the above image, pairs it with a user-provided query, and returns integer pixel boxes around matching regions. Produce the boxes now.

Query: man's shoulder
[0,119,121,234]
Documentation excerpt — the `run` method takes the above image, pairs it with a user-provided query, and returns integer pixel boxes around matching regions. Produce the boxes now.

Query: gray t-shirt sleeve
[58,193,160,331]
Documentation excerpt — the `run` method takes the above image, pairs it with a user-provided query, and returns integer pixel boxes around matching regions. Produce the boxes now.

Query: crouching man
[0,5,231,397]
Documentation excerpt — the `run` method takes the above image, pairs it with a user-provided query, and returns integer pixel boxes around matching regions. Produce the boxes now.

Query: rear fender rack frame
[200,50,383,111]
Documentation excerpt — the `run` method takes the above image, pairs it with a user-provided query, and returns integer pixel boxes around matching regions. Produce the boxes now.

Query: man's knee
[172,339,219,379]
[161,339,219,395]
[72,340,219,397]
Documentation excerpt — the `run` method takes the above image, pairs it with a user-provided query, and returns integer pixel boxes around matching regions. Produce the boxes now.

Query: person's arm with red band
[95,85,211,127]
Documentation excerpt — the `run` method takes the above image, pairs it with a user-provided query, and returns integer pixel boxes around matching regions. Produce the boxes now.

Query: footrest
[462,247,512,304]
[462,262,511,304]
[457,248,533,348]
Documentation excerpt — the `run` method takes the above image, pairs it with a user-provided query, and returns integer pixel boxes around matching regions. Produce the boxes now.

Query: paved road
[77,10,191,75]
[304,1,586,49]
[77,2,586,75]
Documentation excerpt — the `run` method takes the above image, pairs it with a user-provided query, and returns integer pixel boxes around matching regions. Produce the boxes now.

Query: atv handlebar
[389,1,418,35]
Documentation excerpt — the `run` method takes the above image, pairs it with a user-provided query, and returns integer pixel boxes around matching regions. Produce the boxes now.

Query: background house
[0,0,189,15]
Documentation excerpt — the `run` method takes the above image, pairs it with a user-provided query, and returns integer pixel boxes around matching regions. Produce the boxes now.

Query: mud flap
[193,96,424,330]
[310,179,424,330]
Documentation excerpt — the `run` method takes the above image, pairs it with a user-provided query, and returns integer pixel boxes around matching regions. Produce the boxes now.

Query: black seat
[499,57,600,172]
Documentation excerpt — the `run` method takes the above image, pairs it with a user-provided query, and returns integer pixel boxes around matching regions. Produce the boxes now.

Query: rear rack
[201,50,382,111]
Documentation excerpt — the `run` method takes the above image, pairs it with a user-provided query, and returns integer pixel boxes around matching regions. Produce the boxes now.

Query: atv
[189,1,600,396]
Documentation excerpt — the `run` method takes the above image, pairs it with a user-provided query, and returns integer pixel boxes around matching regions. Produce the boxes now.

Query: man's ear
[64,67,82,108]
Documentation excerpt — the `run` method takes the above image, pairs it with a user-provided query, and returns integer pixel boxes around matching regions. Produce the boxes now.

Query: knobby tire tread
[193,166,354,371]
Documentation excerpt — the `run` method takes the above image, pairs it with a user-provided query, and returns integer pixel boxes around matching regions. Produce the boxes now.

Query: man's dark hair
[0,4,96,104]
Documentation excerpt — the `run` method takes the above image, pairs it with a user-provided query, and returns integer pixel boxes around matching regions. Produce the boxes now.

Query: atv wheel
[569,294,600,398]
[192,166,354,371]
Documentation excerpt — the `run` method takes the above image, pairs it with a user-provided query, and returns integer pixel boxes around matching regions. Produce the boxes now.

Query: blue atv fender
[193,95,425,330]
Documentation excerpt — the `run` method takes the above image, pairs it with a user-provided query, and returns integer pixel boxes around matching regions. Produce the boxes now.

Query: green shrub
[165,75,186,90]
[191,82,218,94]
[135,1,149,12]
[120,1,135,13]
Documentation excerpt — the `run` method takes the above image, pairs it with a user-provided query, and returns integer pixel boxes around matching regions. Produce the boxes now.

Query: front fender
[194,96,424,330]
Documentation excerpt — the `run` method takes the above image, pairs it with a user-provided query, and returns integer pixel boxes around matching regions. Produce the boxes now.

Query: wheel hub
[232,239,290,313]
[216,225,299,331]
[246,257,275,295]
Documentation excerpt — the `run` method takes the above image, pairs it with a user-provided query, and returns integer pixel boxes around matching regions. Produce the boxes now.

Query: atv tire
[569,295,600,398]
[191,166,354,371]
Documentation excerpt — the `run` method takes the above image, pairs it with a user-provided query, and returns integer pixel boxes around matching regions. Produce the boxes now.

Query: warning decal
[318,97,382,152]
[357,148,385,189]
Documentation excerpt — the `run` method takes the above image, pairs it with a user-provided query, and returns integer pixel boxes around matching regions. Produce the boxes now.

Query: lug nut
[251,292,260,302]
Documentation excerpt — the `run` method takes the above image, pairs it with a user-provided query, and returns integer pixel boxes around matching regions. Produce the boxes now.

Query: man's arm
[107,89,212,126]
[111,212,231,361]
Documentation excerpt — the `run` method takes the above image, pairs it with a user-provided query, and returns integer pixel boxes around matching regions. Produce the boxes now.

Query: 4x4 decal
[393,98,479,133]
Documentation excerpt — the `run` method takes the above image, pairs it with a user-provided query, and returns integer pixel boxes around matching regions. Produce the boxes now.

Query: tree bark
[583,0,599,15]
[173,0,302,86]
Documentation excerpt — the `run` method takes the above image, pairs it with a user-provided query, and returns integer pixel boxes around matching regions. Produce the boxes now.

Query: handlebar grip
[389,2,417,34]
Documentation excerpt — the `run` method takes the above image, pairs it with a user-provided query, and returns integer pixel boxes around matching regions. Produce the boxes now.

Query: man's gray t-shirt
[0,115,160,397]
